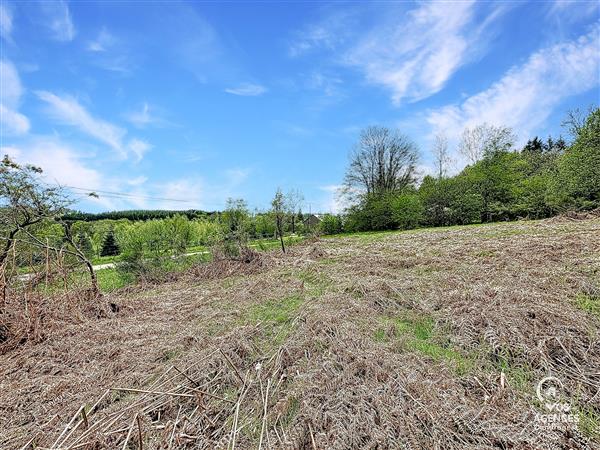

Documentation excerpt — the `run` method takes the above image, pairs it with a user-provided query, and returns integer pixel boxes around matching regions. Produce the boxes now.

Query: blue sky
[1,1,599,213]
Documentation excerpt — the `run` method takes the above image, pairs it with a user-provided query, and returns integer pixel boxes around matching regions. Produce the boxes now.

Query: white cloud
[1,139,115,208]
[1,60,23,107]
[427,25,600,159]
[345,1,484,104]
[224,167,251,186]
[127,138,151,162]
[159,179,204,209]
[87,27,115,52]
[288,10,355,57]
[36,91,153,162]
[0,104,30,135]
[127,175,147,186]
[0,60,30,135]
[225,83,267,96]
[36,90,127,156]
[125,102,166,128]
[0,3,13,42]
[318,184,347,214]
[291,3,508,105]
[40,0,75,42]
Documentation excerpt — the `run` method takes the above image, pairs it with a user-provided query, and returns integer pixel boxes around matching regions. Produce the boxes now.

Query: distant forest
[62,209,216,222]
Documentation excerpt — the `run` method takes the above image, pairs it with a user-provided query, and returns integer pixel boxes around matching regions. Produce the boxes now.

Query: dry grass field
[2,217,599,449]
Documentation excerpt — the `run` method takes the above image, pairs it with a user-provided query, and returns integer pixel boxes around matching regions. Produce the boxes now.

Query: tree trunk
[277,218,286,253]
[0,228,18,268]
[84,259,99,297]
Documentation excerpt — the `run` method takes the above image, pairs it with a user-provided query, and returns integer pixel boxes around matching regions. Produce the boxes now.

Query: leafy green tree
[218,198,250,258]
[0,156,69,268]
[392,191,424,230]
[319,214,344,235]
[552,107,600,208]
[345,193,397,231]
[462,150,526,222]
[418,176,452,227]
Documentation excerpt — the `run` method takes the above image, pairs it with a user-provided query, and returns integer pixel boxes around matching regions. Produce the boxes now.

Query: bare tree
[458,123,516,164]
[286,189,304,234]
[432,131,451,179]
[271,189,286,253]
[562,106,596,141]
[343,126,419,198]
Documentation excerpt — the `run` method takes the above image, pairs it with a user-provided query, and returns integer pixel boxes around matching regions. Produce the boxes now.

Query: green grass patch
[279,396,300,428]
[578,406,600,440]
[243,294,304,352]
[246,294,303,326]
[91,254,121,265]
[97,268,134,292]
[575,292,600,319]
[297,269,331,297]
[375,312,473,375]
[491,354,535,393]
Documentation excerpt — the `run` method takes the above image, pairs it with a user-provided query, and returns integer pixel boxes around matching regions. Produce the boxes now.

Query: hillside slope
[2,218,599,449]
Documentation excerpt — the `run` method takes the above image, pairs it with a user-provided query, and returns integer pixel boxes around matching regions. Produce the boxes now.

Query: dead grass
[2,218,599,449]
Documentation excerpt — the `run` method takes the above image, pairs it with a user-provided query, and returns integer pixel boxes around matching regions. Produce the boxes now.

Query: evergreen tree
[100,230,120,256]
[75,232,94,259]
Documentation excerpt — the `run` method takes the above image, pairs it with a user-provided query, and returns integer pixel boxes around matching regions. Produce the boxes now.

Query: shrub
[214,199,251,260]
[117,215,193,278]
[392,192,423,230]
[319,214,344,235]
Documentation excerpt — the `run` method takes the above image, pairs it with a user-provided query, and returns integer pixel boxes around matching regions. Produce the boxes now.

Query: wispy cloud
[306,71,344,100]
[1,138,116,208]
[159,179,204,209]
[288,10,355,57]
[0,105,30,135]
[127,175,147,186]
[36,90,127,155]
[40,0,75,42]
[548,0,600,20]
[127,138,152,162]
[0,60,30,135]
[291,2,509,105]
[427,25,600,166]
[0,3,13,42]
[87,27,116,52]
[225,83,267,96]
[86,27,135,73]
[345,1,503,104]
[36,91,153,161]
[125,102,167,128]
[224,167,251,186]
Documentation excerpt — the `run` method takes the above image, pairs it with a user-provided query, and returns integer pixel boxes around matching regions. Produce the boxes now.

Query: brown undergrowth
[2,218,599,449]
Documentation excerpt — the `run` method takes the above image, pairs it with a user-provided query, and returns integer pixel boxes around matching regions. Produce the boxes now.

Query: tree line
[337,107,599,233]
[1,106,597,295]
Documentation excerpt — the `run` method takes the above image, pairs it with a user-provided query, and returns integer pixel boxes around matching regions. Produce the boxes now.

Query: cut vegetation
[1,216,599,449]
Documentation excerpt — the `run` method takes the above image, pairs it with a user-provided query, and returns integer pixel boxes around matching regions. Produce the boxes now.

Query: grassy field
[2,217,599,449]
